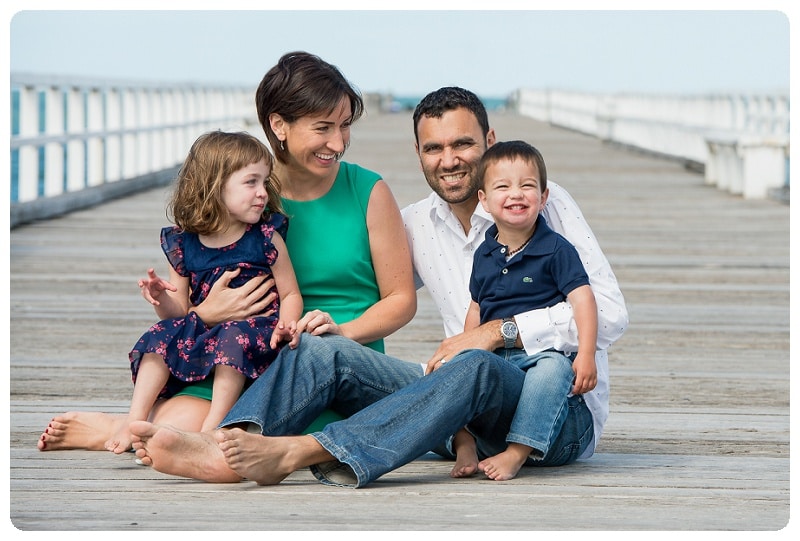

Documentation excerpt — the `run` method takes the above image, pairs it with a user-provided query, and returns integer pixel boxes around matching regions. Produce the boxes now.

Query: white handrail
[10,73,260,223]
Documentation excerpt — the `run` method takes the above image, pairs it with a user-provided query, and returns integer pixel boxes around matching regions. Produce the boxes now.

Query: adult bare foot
[216,428,327,486]
[129,421,242,483]
[37,412,124,451]
[213,428,296,485]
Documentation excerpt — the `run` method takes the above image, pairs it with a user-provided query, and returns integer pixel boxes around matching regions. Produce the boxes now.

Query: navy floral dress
[129,213,288,398]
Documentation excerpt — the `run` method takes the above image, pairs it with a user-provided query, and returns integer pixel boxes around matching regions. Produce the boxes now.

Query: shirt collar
[429,192,493,229]
[483,215,559,256]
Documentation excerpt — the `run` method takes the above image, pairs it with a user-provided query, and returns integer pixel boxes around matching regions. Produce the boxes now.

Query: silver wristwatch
[500,318,518,349]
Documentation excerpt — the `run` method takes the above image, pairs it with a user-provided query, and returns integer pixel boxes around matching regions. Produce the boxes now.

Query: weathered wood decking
[8,111,790,531]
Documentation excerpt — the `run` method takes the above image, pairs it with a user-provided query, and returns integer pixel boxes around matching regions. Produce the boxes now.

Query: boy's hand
[571,351,597,395]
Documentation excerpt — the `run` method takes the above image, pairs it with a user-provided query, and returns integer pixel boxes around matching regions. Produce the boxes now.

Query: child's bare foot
[38,412,125,451]
[450,429,479,478]
[104,420,135,454]
[215,428,306,485]
[130,421,242,483]
[478,443,532,481]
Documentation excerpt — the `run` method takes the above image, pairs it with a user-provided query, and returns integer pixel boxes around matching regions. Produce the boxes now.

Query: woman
[37,51,416,452]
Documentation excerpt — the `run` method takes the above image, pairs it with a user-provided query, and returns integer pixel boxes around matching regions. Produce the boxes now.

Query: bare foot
[104,417,138,454]
[215,428,304,485]
[37,412,125,451]
[478,443,531,481]
[129,420,242,483]
[450,429,479,478]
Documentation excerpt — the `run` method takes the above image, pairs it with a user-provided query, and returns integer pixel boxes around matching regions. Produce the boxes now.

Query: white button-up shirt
[401,181,629,458]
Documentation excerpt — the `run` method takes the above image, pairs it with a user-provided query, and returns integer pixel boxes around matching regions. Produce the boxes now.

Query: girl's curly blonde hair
[168,131,281,235]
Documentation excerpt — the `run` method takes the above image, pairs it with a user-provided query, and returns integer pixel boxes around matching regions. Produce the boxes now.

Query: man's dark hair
[412,87,490,143]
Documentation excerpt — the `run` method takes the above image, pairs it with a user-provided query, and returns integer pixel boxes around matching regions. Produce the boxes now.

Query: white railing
[511,89,790,200]
[10,73,260,226]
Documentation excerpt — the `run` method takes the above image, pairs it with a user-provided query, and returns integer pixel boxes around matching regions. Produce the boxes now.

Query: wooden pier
[8,110,790,531]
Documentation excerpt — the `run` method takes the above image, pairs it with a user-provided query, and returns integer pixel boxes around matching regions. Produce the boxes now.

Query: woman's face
[283,96,352,178]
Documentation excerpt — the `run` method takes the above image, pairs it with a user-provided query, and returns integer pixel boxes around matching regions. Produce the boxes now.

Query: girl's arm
[270,233,303,318]
[566,284,598,395]
[143,266,190,320]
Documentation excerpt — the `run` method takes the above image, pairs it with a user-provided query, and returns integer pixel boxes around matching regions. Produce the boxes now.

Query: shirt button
[500,247,507,254]
[502,268,508,274]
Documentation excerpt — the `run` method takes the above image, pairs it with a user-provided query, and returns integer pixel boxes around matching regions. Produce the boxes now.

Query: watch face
[501,321,517,338]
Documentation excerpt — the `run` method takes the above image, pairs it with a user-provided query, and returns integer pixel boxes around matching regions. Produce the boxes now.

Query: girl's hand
[270,320,299,349]
[138,268,177,305]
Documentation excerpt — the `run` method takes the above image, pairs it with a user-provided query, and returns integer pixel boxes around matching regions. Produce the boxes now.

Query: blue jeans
[221,334,594,487]
[493,348,577,459]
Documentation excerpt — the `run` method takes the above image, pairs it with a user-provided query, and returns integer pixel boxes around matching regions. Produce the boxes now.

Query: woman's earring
[280,140,285,151]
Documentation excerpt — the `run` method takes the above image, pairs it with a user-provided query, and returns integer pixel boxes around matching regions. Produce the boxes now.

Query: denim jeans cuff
[310,460,359,488]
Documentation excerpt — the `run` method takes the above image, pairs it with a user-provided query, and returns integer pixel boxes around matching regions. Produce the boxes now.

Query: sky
[5,1,794,98]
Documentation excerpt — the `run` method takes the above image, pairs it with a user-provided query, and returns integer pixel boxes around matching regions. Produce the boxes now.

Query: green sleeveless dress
[281,161,383,353]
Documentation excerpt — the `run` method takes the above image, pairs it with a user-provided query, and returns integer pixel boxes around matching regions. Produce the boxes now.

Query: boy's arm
[516,183,627,353]
[566,284,598,395]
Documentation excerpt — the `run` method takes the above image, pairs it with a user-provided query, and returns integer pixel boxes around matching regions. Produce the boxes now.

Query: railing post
[17,85,40,202]
[105,87,122,182]
[86,87,105,187]
[66,87,86,192]
[121,88,138,179]
[43,86,65,197]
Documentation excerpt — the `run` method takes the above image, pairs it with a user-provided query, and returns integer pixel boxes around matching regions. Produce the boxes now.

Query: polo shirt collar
[483,215,559,257]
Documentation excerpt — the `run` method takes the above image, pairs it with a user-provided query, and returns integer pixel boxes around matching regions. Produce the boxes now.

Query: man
[130,87,628,488]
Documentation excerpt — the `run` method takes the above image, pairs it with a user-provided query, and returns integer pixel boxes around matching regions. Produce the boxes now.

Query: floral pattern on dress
[129,213,289,398]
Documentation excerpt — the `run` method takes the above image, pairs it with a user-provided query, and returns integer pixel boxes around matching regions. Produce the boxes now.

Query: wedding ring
[439,357,448,364]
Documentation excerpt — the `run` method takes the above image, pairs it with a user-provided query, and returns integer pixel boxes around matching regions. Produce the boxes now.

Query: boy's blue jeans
[221,334,593,487]
[492,348,578,459]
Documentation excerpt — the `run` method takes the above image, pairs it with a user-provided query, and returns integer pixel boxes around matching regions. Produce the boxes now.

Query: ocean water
[390,95,508,113]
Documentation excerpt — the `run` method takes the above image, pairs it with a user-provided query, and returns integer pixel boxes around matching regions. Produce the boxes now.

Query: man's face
[415,107,494,205]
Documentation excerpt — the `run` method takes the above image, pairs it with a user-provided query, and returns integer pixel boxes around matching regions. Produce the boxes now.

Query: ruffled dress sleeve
[260,213,289,267]
[160,226,189,276]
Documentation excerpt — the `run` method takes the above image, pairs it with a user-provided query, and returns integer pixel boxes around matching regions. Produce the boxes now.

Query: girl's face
[221,159,272,226]
[478,158,548,232]
[282,96,352,177]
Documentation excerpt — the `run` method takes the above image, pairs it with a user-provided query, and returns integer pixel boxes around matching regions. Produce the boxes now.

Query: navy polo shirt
[469,215,590,324]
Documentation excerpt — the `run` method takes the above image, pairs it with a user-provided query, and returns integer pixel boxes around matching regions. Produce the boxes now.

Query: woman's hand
[297,309,340,337]
[192,269,277,326]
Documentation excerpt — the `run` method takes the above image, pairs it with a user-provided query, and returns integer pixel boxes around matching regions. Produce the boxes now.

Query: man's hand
[192,269,276,326]
[424,321,502,375]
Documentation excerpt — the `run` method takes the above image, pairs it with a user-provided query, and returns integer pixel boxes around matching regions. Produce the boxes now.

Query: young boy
[452,140,598,481]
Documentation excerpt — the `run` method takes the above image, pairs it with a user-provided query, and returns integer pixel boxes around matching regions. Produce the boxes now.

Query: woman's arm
[337,180,417,344]
[189,270,277,327]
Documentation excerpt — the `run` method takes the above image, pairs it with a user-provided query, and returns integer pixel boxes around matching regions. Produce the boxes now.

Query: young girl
[105,130,303,454]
